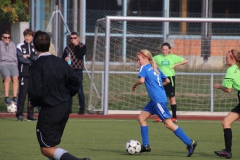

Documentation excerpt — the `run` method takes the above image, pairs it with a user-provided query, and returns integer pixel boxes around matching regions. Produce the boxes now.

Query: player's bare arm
[163,78,170,86]
[28,101,34,108]
[214,83,232,93]
[172,59,188,69]
[131,77,145,91]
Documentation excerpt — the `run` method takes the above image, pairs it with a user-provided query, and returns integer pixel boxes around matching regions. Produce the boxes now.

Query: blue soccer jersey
[138,63,192,148]
[138,63,168,103]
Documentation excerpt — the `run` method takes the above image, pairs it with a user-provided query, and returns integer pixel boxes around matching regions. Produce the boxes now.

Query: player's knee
[12,76,18,82]
[4,77,11,82]
[221,120,224,126]
[137,116,142,123]
[170,98,176,104]
[221,119,229,128]
[40,147,50,157]
[164,119,176,131]
[137,115,145,124]
[164,123,173,130]
[164,123,169,129]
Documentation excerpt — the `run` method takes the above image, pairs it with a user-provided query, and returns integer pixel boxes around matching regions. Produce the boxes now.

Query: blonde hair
[138,49,159,74]
[230,49,240,69]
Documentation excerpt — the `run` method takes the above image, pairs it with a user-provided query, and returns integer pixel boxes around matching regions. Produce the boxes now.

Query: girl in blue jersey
[214,49,240,159]
[131,49,197,157]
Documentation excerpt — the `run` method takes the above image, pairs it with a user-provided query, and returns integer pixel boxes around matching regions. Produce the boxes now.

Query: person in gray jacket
[0,31,18,106]
[16,29,38,121]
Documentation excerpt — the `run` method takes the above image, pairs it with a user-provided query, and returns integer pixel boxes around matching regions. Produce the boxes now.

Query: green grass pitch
[1,118,240,160]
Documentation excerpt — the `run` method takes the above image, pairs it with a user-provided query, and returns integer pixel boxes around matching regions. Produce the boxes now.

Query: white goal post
[88,16,240,115]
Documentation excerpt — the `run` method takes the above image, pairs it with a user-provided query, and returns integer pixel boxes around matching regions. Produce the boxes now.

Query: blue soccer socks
[141,126,149,146]
[174,126,192,146]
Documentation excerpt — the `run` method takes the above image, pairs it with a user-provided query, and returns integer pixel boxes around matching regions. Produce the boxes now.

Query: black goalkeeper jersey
[28,53,79,107]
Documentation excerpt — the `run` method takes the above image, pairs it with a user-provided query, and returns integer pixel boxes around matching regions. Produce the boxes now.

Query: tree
[0,0,29,23]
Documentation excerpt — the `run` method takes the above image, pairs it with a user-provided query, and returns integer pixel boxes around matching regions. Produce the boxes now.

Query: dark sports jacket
[28,54,79,107]
[17,41,38,78]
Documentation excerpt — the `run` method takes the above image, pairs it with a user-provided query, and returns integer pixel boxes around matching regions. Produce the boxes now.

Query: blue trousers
[68,69,85,113]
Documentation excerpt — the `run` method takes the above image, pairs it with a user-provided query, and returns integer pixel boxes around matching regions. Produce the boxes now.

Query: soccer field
[1,118,240,160]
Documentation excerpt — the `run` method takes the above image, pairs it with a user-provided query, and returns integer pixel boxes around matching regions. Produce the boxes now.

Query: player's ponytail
[139,49,159,75]
[231,49,240,69]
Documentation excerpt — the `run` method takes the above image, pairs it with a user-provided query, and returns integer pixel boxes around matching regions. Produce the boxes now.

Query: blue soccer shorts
[143,100,171,121]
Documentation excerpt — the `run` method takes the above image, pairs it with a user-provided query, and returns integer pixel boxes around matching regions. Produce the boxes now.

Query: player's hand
[214,83,221,89]
[65,57,70,62]
[28,101,34,108]
[23,55,30,58]
[131,85,136,91]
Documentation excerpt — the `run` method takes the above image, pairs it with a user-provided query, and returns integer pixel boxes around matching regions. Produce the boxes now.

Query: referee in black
[28,31,90,160]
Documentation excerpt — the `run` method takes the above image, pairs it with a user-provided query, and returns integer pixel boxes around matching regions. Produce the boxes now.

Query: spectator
[47,32,56,56]
[16,28,38,121]
[0,31,18,106]
[28,30,90,160]
[49,43,56,56]
[62,32,86,114]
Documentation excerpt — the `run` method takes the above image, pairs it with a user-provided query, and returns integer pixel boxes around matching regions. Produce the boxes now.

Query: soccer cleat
[153,118,162,123]
[12,97,18,104]
[187,140,197,157]
[171,118,178,123]
[4,97,11,105]
[27,116,37,121]
[214,150,232,159]
[17,115,24,121]
[140,144,151,152]
[78,110,85,115]
[78,158,91,160]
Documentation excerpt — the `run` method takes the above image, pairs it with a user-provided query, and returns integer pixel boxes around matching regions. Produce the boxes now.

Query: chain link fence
[1,9,240,58]
[84,10,240,62]
[2,9,238,60]
[1,7,240,113]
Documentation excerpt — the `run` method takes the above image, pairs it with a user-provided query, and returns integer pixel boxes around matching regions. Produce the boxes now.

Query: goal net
[88,16,240,115]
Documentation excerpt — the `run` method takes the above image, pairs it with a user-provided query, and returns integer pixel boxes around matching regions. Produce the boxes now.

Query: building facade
[28,0,240,60]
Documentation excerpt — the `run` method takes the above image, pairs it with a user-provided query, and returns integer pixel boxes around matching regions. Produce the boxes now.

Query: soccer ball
[126,139,141,155]
[7,102,17,113]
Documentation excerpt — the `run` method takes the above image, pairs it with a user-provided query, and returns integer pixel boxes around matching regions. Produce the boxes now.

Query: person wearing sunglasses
[62,32,86,115]
[0,31,19,106]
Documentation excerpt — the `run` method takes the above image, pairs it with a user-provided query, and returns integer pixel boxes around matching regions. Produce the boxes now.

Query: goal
[88,16,240,115]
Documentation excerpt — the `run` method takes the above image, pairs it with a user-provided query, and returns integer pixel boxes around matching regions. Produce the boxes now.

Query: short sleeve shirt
[222,64,240,91]
[153,53,184,77]
[138,63,167,103]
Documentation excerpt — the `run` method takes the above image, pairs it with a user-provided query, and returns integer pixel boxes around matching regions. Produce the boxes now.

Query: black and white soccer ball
[7,102,17,113]
[126,139,141,155]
